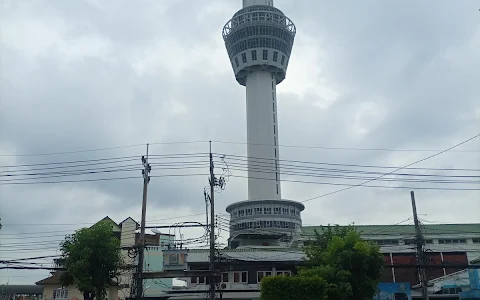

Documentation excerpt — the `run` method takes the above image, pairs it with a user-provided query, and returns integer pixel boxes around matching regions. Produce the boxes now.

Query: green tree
[60,221,124,300]
[260,275,326,300]
[301,226,384,300]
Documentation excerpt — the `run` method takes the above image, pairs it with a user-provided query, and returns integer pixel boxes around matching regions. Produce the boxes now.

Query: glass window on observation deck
[263,49,268,60]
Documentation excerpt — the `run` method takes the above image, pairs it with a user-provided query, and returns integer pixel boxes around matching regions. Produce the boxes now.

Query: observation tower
[222,0,304,248]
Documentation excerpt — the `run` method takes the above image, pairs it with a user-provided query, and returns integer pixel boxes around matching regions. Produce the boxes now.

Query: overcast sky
[1,0,479,285]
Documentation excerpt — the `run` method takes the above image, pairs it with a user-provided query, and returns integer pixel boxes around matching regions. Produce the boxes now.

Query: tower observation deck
[222,0,304,248]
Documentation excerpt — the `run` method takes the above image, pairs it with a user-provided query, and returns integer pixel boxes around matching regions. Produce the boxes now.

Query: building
[143,233,176,297]
[222,0,305,248]
[36,272,118,300]
[0,285,43,300]
[303,223,480,288]
[35,217,174,300]
[159,223,480,299]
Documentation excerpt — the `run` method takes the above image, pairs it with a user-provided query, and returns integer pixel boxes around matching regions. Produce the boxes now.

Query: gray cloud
[1,0,479,284]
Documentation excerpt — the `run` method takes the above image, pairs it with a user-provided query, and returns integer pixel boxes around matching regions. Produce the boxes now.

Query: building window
[246,208,253,215]
[239,209,245,216]
[255,207,262,214]
[374,239,399,246]
[222,273,229,282]
[273,51,278,62]
[191,277,197,284]
[405,239,432,245]
[275,172,278,181]
[263,207,272,214]
[283,208,289,215]
[257,271,273,283]
[199,276,205,284]
[274,148,277,157]
[274,207,280,214]
[263,49,268,60]
[235,57,239,67]
[275,159,278,169]
[276,184,279,194]
[251,50,257,60]
[233,271,248,283]
[273,113,275,123]
[54,288,69,299]
[276,271,291,276]
[241,53,247,63]
[273,101,275,111]
[281,55,285,65]
[439,239,466,244]
[473,238,480,244]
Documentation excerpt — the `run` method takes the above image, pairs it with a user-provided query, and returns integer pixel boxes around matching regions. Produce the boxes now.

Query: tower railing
[222,8,296,39]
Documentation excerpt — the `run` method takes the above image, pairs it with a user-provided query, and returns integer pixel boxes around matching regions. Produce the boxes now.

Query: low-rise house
[36,271,118,300]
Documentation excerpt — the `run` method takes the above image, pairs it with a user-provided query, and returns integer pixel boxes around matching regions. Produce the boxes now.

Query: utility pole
[209,141,216,300]
[411,191,429,300]
[136,144,151,300]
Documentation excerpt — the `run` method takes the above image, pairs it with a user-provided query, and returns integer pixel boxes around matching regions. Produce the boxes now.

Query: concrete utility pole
[209,141,216,300]
[136,144,151,300]
[411,191,429,300]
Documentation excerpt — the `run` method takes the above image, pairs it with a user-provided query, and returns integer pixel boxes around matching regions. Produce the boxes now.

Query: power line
[1,213,207,228]
[0,142,210,157]
[214,153,480,172]
[2,140,478,158]
[301,133,480,203]
[211,140,480,153]
[223,165,480,184]
[226,174,480,191]
[0,173,208,185]
[1,171,477,190]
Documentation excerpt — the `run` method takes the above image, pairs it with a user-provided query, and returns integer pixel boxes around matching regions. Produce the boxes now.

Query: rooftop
[302,223,480,237]
[0,285,43,295]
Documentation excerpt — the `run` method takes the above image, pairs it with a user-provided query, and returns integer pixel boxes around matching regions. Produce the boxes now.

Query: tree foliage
[259,225,384,300]
[260,275,326,300]
[60,221,124,300]
[300,225,385,300]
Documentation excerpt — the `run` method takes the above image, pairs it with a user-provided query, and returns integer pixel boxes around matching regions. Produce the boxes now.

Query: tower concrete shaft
[223,1,296,202]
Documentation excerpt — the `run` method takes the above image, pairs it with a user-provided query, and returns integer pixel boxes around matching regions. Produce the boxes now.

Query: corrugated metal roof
[0,285,43,295]
[302,223,480,237]
[184,249,304,263]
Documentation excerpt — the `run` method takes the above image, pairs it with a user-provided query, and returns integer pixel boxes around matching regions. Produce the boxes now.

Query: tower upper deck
[222,5,296,86]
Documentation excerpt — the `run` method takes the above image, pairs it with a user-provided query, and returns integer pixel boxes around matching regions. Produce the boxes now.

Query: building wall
[143,234,175,296]
[382,252,470,286]
[118,219,137,299]
[41,285,117,300]
[187,262,295,290]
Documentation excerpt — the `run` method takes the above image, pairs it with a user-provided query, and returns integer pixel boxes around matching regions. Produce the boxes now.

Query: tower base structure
[226,199,305,249]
